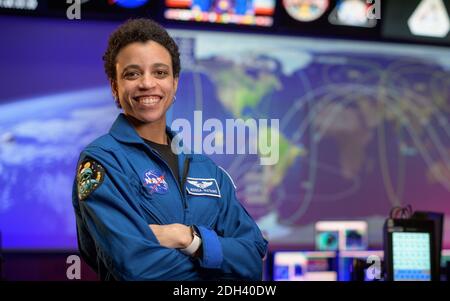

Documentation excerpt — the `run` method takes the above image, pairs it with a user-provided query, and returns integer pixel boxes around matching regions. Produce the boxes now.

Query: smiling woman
[71,18,268,281]
[112,40,179,143]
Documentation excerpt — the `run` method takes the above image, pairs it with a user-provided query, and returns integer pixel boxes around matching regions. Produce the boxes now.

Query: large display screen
[1,16,450,249]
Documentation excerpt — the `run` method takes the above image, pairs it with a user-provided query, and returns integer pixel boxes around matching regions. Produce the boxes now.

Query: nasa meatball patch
[142,169,169,194]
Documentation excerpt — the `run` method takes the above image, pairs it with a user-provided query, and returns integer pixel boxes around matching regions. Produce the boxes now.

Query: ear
[110,80,121,108]
[110,80,118,98]
[173,77,179,93]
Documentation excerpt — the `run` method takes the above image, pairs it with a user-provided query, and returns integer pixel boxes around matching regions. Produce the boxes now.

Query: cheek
[163,82,177,95]
[118,88,133,106]
[118,80,135,93]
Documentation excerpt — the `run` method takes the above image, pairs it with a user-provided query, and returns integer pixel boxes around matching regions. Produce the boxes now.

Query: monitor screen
[164,0,276,27]
[392,232,432,281]
[316,230,340,251]
[339,250,384,281]
[272,251,337,281]
[315,221,368,251]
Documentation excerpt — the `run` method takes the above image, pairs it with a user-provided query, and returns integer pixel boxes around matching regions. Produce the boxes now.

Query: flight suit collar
[109,113,190,157]
[109,113,145,145]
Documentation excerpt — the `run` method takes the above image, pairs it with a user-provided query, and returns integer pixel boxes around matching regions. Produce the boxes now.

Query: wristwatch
[180,226,202,256]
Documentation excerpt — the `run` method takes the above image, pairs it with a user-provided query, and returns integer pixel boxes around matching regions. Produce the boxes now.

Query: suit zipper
[181,157,191,209]
[147,146,191,210]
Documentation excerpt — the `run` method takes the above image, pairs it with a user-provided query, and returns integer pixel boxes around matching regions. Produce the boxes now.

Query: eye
[124,71,140,79]
[154,70,169,78]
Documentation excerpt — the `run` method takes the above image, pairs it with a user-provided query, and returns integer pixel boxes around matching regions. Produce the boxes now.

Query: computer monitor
[339,250,384,281]
[383,218,438,281]
[271,251,337,281]
[441,249,450,281]
[315,221,368,251]
[412,211,444,278]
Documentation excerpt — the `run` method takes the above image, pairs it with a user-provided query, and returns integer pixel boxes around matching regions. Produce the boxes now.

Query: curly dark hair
[103,18,181,83]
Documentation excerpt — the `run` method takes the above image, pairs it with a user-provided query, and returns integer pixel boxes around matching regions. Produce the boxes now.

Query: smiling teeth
[138,96,161,104]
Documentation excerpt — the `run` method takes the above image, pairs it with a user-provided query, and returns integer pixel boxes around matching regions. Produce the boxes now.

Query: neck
[125,115,168,145]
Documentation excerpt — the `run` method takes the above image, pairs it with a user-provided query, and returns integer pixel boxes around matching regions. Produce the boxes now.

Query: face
[112,41,178,126]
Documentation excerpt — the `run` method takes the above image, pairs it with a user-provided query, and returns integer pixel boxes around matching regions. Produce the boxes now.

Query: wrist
[179,226,201,256]
[182,225,194,248]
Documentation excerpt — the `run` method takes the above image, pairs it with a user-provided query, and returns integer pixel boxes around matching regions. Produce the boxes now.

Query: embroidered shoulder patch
[186,177,221,198]
[77,159,104,201]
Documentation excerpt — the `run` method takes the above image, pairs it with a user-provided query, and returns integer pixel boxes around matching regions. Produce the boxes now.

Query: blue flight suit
[72,113,268,280]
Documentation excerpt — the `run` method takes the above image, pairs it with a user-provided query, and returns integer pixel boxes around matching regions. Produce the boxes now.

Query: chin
[136,111,166,124]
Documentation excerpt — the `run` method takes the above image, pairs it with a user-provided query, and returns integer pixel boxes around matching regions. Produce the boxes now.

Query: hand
[149,223,193,249]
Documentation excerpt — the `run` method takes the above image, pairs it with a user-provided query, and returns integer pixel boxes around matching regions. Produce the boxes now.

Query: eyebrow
[123,64,141,71]
[121,64,141,76]
[152,63,170,69]
[122,63,170,73]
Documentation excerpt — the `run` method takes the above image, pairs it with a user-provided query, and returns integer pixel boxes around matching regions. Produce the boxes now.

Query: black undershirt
[143,138,181,188]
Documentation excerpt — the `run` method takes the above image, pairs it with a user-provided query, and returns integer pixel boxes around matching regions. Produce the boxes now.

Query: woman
[72,18,268,280]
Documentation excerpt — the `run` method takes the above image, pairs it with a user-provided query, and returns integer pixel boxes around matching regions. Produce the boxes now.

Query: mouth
[133,95,163,106]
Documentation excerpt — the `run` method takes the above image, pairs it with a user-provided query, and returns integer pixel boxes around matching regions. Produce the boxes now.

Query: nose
[138,73,157,90]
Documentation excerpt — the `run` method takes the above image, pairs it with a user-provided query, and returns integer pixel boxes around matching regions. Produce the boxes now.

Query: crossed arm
[77,151,267,279]
[149,224,193,249]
